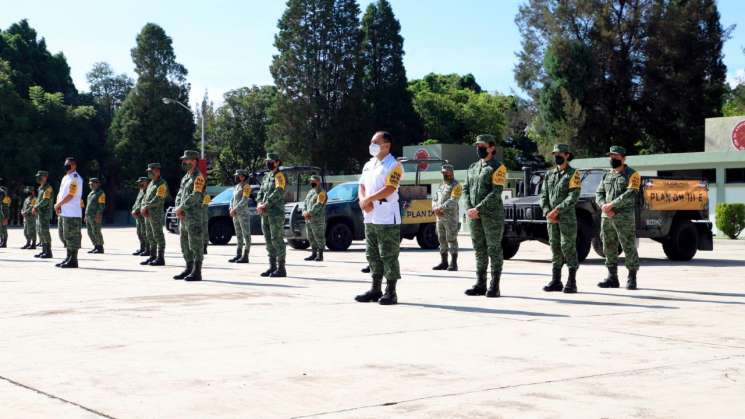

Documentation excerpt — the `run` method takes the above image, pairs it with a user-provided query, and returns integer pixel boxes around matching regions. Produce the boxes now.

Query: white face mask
[369,143,381,157]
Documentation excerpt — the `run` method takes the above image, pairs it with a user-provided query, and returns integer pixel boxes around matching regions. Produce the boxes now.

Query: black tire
[209,218,234,245]
[576,219,593,262]
[288,239,310,250]
[326,221,353,251]
[592,236,623,258]
[663,220,698,261]
[502,238,520,260]
[416,223,439,249]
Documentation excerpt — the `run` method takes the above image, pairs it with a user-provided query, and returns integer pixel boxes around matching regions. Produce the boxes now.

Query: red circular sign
[733,121,745,151]
[415,148,430,170]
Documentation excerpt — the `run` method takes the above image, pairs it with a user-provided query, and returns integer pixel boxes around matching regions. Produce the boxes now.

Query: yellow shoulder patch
[491,164,507,187]
[385,164,403,188]
[318,191,327,204]
[628,172,641,190]
[68,181,78,196]
[194,175,206,193]
[43,187,53,200]
[203,195,211,205]
[451,184,463,199]
[274,172,286,190]
[98,193,106,205]
[569,170,581,189]
[156,183,167,198]
[2,196,10,205]
[32,198,38,206]
[242,185,252,198]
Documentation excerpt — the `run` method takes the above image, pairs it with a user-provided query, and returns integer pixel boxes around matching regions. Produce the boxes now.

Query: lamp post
[162,97,205,160]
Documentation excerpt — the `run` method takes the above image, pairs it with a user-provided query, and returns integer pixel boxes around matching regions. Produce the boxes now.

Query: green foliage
[723,83,745,117]
[86,62,133,123]
[420,138,439,145]
[715,203,745,239]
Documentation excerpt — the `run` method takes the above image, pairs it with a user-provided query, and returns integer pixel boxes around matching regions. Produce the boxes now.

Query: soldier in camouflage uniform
[0,186,9,248]
[131,177,150,256]
[141,163,168,266]
[228,169,252,264]
[172,150,206,281]
[84,178,106,253]
[431,164,461,271]
[596,145,641,290]
[202,193,211,255]
[21,187,38,249]
[464,134,508,298]
[257,152,287,277]
[540,144,582,293]
[302,175,327,262]
[33,171,54,258]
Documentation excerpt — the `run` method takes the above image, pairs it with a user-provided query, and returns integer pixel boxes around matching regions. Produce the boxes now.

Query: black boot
[61,250,79,268]
[21,240,30,249]
[203,244,208,255]
[626,270,638,290]
[140,246,151,257]
[465,272,487,296]
[40,244,53,259]
[270,257,287,277]
[598,266,620,288]
[543,267,564,292]
[94,245,104,254]
[379,279,398,305]
[361,265,371,273]
[149,248,165,266]
[447,253,458,271]
[141,247,156,265]
[563,268,578,294]
[35,246,45,257]
[304,250,317,261]
[236,249,249,264]
[315,250,323,262]
[486,271,501,298]
[173,262,193,280]
[30,241,37,250]
[87,247,96,254]
[184,261,203,281]
[261,257,277,277]
[133,245,144,256]
[229,247,242,263]
[432,252,449,270]
[56,249,71,267]
[355,277,383,302]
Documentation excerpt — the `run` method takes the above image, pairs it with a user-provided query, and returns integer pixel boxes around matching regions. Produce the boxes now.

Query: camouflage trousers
[601,216,639,271]
[202,206,209,245]
[86,217,104,246]
[135,215,148,249]
[261,214,286,259]
[58,216,82,251]
[36,213,52,245]
[548,219,578,270]
[145,210,165,252]
[306,221,326,251]
[180,215,204,263]
[365,223,401,281]
[436,218,459,255]
[0,221,7,242]
[233,212,252,254]
[469,215,504,275]
[23,216,37,242]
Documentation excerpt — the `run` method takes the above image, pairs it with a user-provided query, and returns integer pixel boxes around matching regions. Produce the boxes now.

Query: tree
[722,48,745,117]
[86,62,133,123]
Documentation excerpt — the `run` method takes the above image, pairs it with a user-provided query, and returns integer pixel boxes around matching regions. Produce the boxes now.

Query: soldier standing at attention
[21,187,38,250]
[463,134,508,298]
[33,170,54,259]
[0,186,9,248]
[172,150,206,281]
[431,163,462,271]
[302,175,327,262]
[540,144,582,293]
[131,177,150,256]
[202,193,211,255]
[54,157,84,268]
[228,169,252,264]
[355,131,404,306]
[84,178,106,254]
[256,153,287,278]
[141,163,168,266]
[596,146,641,290]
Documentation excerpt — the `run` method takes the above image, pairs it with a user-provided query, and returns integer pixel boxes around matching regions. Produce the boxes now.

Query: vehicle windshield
[211,187,234,205]
[580,171,604,195]
[327,182,358,202]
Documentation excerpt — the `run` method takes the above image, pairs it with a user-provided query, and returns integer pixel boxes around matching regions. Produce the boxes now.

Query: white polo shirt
[57,171,84,218]
[359,153,404,225]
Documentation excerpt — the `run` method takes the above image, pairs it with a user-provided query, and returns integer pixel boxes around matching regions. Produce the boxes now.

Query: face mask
[443,175,452,181]
[369,143,381,157]
[235,176,242,184]
[182,162,193,171]
[36,176,43,184]
[147,172,155,180]
[64,164,72,172]
[476,147,489,159]
[310,182,318,189]
[610,158,623,169]
[266,161,275,170]
[554,155,565,165]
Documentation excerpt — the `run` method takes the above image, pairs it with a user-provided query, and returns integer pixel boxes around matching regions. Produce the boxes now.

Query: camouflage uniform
[540,144,582,293]
[0,187,9,247]
[141,163,168,266]
[173,150,206,281]
[132,177,150,256]
[202,194,211,254]
[432,164,461,271]
[21,188,38,248]
[596,145,641,289]
[464,134,508,298]
[257,152,287,277]
[303,175,327,261]
[229,169,252,263]
[34,172,54,258]
[84,178,106,252]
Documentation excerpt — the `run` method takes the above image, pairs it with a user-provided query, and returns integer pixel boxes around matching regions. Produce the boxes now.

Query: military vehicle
[502,168,713,262]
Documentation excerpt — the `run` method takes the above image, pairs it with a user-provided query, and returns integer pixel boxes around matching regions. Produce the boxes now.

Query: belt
[378,199,387,203]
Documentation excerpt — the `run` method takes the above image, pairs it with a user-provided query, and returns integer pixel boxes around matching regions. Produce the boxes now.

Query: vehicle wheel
[502,238,520,260]
[592,236,623,258]
[209,218,233,245]
[326,222,353,251]
[288,239,310,250]
[576,219,592,262]
[663,220,698,261]
[416,223,439,249]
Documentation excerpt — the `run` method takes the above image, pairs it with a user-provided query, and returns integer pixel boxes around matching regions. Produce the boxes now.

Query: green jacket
[257,170,286,217]
[0,191,8,220]
[22,196,37,218]
[142,178,168,213]
[85,189,106,217]
[432,179,462,222]
[303,187,327,223]
[539,166,581,220]
[230,182,252,215]
[596,165,641,218]
[34,184,54,219]
[132,188,146,213]
[463,159,508,216]
[175,171,205,215]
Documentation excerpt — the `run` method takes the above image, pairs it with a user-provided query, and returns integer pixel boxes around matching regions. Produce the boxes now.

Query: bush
[715,203,745,239]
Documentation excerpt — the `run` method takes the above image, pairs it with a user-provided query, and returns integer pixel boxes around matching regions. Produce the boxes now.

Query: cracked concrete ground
[1,227,744,418]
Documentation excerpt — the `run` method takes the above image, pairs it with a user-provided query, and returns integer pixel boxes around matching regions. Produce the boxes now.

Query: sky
[1,0,744,108]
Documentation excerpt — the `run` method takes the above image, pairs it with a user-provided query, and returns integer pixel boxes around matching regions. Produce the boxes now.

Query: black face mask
[234,177,241,184]
[476,147,489,159]
[554,155,565,165]
[310,182,318,189]
[610,158,623,169]
[443,175,452,181]
[266,162,275,170]
[64,164,72,172]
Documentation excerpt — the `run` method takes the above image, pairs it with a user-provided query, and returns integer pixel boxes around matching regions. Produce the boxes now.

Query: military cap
[89,177,101,184]
[309,175,321,182]
[136,177,149,183]
[64,156,77,162]
[147,162,161,170]
[441,163,455,172]
[24,186,34,193]
[179,150,200,160]
[265,152,280,161]
[234,169,249,177]
[474,134,497,146]
[552,144,575,160]
[608,145,627,156]
[35,170,49,177]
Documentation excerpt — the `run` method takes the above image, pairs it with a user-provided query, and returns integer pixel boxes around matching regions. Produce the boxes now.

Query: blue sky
[1,0,744,106]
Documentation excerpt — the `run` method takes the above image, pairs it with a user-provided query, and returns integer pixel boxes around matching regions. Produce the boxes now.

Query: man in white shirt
[355,131,404,306]
[54,157,84,268]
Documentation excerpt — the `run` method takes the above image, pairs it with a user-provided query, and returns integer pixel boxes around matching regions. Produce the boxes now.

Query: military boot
[361,265,371,273]
[184,261,203,282]
[304,250,317,261]
[236,249,249,264]
[270,258,287,277]
[203,244,208,255]
[379,280,398,305]
[21,240,31,249]
[40,244,53,259]
[140,247,156,265]
[315,250,323,262]
[149,248,165,266]
[140,246,151,257]
[56,250,71,267]
[355,277,383,302]
[94,245,104,254]
[30,241,37,250]
[261,257,277,277]
[626,270,638,290]
[543,267,564,292]
[228,247,242,263]
[132,246,144,256]
[563,268,578,294]
[87,247,96,254]
[432,252,449,270]
[447,253,458,271]
[61,250,79,268]
[0,239,6,248]
[173,262,193,280]
[35,246,46,257]
[486,271,501,298]
[465,272,487,296]
[597,266,620,288]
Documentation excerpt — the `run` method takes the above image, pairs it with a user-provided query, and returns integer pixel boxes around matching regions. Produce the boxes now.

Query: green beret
[137,177,150,183]
[89,177,101,184]
[265,152,280,161]
[441,164,455,172]
[474,134,496,146]
[36,170,49,177]
[180,150,200,160]
[234,169,249,177]
[147,162,161,170]
[608,145,627,156]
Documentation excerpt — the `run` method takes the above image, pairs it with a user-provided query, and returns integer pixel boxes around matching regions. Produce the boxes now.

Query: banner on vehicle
[643,179,708,211]
[402,199,436,224]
